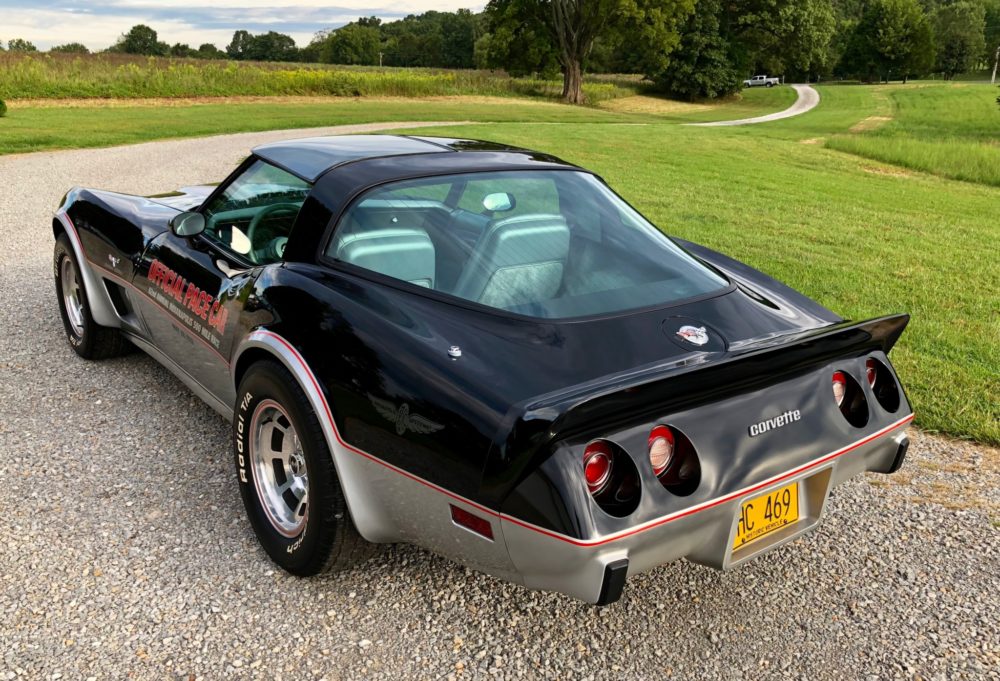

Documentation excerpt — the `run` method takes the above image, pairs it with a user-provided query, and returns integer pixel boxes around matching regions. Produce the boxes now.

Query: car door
[131,158,311,409]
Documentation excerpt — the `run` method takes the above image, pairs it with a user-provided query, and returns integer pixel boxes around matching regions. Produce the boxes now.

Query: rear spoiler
[484,314,909,497]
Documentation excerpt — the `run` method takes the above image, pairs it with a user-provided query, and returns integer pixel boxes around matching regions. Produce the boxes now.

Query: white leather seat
[451,214,570,308]
[334,228,436,288]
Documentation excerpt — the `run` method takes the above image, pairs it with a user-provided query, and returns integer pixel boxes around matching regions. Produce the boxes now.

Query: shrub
[0,98,6,117]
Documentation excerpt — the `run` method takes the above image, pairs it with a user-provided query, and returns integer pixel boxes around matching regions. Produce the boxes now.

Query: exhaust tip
[886,436,910,474]
[596,558,629,606]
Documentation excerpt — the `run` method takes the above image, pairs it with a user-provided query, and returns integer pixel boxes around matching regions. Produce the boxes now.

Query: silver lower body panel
[499,427,909,603]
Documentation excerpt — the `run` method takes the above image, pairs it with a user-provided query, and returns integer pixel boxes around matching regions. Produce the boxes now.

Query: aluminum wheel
[60,257,85,337]
[250,400,309,537]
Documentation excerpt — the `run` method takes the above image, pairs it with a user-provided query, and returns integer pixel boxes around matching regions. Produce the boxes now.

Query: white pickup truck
[743,74,780,88]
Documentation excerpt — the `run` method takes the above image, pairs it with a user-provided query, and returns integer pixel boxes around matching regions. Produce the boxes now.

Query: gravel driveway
[688,84,821,127]
[1,126,998,680]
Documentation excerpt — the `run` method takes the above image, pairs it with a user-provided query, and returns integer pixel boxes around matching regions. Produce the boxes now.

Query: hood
[146,185,215,211]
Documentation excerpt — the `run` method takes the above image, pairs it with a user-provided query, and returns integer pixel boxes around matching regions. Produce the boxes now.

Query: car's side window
[202,160,311,265]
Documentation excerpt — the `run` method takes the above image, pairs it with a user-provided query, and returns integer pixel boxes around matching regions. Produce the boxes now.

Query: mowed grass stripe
[825,83,1000,187]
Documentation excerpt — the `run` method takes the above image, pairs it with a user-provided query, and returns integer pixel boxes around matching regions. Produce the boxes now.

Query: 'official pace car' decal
[146,258,230,346]
[369,394,444,436]
[675,325,710,346]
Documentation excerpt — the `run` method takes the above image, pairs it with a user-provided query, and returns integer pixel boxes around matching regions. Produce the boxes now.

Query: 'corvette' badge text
[748,409,802,437]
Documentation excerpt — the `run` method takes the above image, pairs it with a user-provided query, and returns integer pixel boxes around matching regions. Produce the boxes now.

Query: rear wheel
[234,360,374,575]
[53,233,126,360]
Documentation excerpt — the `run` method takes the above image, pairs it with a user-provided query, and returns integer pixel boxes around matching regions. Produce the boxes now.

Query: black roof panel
[252,135,450,182]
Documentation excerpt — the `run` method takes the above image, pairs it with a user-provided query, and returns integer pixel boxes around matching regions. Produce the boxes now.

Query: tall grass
[0,53,637,103]
[825,84,1000,186]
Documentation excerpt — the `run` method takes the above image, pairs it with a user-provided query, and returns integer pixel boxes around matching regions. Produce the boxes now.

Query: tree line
[3,0,998,103]
[477,0,1000,100]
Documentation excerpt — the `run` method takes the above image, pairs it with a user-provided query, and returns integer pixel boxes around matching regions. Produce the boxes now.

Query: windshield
[202,159,310,264]
[326,170,727,318]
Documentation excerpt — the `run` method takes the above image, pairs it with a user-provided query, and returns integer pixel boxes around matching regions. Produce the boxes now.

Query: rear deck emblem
[676,325,709,346]
[369,394,444,436]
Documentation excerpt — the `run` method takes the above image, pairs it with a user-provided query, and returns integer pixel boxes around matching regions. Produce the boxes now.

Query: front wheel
[234,360,373,575]
[53,234,127,360]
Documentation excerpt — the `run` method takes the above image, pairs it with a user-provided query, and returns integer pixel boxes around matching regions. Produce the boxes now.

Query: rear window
[325,170,727,318]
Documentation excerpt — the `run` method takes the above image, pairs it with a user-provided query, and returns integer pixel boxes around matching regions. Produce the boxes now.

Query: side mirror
[169,211,206,238]
[482,192,515,213]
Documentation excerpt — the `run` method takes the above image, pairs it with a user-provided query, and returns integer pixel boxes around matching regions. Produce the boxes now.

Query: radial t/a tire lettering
[53,233,126,360]
[234,360,374,575]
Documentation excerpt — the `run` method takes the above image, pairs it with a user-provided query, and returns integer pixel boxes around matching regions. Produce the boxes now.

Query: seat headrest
[335,227,436,288]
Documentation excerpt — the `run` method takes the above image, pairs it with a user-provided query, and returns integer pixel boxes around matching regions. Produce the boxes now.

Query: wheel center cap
[289,453,305,476]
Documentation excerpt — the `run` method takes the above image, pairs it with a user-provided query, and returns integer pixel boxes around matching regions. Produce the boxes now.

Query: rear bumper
[500,416,912,604]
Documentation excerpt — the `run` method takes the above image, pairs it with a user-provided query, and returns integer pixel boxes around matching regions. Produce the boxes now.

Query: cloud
[0,1,485,50]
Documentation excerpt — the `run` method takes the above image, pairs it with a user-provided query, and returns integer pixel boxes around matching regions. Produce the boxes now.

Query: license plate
[733,482,799,549]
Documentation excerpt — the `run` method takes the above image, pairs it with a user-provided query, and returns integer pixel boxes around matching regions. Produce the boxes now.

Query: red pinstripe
[252,329,914,548]
[59,210,914,548]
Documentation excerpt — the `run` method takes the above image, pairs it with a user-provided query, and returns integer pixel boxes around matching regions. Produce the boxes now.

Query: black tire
[766,82,774,88]
[53,233,127,360]
[234,360,374,575]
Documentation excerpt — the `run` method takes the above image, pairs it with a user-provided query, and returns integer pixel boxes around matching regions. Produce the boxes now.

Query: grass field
[0,52,637,102]
[0,96,655,155]
[0,81,996,444]
[825,83,1000,186]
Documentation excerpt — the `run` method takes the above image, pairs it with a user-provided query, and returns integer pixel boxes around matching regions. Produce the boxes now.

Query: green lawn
[0,97,651,155]
[1,84,996,443]
[825,83,1000,186]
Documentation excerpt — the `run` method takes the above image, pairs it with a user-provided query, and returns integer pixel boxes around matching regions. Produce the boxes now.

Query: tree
[226,30,255,59]
[115,24,168,56]
[50,43,90,54]
[226,30,298,61]
[318,23,381,65]
[7,38,38,52]
[933,2,986,78]
[653,0,836,99]
[839,0,935,82]
[653,0,743,98]
[483,0,695,103]
[194,43,226,60]
[984,0,1000,65]
[170,43,194,58]
[479,2,561,76]
[0,41,5,52]
[440,9,479,68]
[732,0,837,81]
[250,31,299,61]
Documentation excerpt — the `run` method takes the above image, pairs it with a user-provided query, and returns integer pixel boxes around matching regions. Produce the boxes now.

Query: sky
[0,1,484,51]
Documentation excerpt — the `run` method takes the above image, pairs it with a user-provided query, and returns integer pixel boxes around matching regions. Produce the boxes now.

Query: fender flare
[54,211,122,329]
[231,329,395,543]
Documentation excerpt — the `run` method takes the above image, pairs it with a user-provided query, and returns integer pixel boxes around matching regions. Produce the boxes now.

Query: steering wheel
[246,203,300,261]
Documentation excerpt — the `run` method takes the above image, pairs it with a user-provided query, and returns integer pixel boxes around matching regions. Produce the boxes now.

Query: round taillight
[832,371,847,406]
[648,425,675,477]
[865,359,877,388]
[583,442,612,495]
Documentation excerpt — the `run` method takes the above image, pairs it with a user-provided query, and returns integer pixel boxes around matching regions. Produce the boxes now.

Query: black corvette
[53,135,913,604]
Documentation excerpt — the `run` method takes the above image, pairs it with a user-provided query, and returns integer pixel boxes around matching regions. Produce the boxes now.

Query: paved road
[1,126,997,680]
[688,84,820,127]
